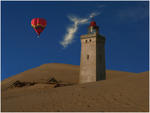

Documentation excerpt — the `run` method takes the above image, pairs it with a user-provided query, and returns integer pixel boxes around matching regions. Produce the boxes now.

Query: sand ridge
[1,63,149,112]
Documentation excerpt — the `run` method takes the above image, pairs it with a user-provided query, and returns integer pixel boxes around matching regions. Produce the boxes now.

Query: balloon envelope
[31,18,47,36]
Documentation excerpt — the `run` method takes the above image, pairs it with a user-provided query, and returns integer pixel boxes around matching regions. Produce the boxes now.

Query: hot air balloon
[31,18,47,36]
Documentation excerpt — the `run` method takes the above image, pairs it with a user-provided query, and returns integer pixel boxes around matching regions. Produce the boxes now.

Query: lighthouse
[79,20,106,84]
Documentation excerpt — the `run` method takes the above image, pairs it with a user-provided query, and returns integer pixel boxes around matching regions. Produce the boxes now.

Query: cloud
[60,12,100,48]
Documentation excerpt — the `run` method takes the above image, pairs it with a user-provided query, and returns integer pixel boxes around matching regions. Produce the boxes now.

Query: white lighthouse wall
[79,37,97,83]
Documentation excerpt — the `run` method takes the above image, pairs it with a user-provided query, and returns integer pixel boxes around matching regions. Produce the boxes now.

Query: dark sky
[2,1,149,80]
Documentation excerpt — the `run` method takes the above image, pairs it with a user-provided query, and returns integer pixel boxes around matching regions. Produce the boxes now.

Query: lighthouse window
[87,54,89,60]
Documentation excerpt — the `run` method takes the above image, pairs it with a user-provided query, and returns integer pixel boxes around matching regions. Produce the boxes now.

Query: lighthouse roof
[90,21,96,27]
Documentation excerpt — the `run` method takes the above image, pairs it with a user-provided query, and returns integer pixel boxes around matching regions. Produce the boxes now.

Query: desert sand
[1,63,149,112]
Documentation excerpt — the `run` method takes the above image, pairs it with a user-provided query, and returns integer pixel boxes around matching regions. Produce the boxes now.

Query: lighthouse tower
[79,20,106,84]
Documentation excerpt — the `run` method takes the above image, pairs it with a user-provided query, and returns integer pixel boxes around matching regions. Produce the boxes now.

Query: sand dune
[1,63,149,112]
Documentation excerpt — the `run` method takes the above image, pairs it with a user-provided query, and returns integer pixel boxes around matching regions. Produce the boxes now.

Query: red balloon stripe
[31,18,47,35]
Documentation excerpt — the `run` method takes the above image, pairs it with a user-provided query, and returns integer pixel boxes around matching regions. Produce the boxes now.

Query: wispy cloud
[60,12,100,48]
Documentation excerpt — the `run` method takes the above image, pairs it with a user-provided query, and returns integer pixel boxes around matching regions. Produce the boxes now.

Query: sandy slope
[1,63,149,112]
